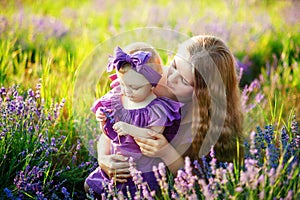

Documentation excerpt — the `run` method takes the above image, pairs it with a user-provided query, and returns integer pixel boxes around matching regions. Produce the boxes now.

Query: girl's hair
[186,35,244,163]
[117,42,163,75]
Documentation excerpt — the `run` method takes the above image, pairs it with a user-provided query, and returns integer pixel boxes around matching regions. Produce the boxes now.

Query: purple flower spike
[100,108,115,124]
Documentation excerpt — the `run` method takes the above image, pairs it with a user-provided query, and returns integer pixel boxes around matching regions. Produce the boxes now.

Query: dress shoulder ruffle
[91,88,183,128]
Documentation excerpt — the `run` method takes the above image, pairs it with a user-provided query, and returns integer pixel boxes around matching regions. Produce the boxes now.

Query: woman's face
[166,55,194,102]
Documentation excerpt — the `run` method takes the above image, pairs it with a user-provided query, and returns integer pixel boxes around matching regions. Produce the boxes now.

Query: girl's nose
[124,87,133,94]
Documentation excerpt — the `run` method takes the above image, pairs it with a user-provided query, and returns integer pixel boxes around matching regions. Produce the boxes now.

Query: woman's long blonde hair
[186,35,244,163]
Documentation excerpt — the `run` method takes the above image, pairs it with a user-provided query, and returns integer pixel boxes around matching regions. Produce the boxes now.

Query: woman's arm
[97,134,131,182]
[135,132,184,175]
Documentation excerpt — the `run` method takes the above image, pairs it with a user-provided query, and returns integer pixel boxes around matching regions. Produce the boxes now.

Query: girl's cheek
[167,66,175,77]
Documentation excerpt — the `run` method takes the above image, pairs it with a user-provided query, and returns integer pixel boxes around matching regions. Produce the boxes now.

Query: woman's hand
[135,131,185,175]
[135,131,169,158]
[98,154,132,183]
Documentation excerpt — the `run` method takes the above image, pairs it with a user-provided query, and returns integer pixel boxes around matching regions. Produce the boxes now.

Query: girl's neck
[122,92,157,110]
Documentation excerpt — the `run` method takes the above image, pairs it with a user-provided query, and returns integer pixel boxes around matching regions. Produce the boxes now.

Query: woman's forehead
[176,45,190,60]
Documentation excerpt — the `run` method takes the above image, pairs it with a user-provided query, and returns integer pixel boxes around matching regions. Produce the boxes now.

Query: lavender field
[0,0,299,199]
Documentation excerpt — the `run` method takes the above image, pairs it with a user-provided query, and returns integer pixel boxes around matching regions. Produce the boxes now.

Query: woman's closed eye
[171,60,177,69]
[181,77,190,86]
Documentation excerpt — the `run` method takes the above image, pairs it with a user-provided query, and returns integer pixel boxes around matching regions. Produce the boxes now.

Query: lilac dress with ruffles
[85,86,182,196]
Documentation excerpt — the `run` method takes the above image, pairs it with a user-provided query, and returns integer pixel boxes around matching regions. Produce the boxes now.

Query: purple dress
[85,87,182,196]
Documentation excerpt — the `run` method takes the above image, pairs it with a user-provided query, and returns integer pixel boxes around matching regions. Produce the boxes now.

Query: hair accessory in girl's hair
[107,46,162,87]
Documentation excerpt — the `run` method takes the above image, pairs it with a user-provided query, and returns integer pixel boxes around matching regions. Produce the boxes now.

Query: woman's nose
[168,70,178,84]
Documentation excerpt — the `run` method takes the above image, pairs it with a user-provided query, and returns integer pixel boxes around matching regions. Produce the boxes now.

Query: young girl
[85,44,182,197]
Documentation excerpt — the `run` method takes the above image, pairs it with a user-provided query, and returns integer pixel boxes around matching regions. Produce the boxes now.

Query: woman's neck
[180,101,193,124]
[122,92,157,110]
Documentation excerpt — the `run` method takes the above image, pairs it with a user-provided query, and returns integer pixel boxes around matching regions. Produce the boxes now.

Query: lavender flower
[173,157,199,198]
[255,92,264,104]
[129,157,143,186]
[153,162,169,196]
[241,78,264,113]
[100,108,115,123]
[198,179,213,199]
[240,158,260,189]
[281,127,289,149]
[249,131,258,157]
[0,84,74,198]
[291,115,299,150]
[284,190,294,200]
[266,144,279,169]
[61,187,71,199]
[0,15,8,35]
[4,188,13,199]
[193,159,205,179]
[237,58,252,74]
[13,13,69,40]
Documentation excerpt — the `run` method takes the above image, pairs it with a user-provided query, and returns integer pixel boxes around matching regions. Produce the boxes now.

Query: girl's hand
[113,121,130,136]
[135,131,169,158]
[98,154,132,183]
[96,108,111,122]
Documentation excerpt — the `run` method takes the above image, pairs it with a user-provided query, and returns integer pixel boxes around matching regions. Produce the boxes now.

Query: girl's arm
[112,121,165,138]
[112,122,184,175]
[95,109,107,132]
[96,109,132,182]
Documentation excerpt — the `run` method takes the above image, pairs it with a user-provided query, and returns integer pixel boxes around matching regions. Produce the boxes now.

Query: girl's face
[118,69,152,102]
[166,55,194,102]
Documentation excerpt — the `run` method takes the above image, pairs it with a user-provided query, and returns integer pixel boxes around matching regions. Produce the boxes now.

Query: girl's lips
[126,95,134,99]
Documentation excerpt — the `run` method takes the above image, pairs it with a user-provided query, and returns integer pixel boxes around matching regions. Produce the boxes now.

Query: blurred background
[1,0,299,130]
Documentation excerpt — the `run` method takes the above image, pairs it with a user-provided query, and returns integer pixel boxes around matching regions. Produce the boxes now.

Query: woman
[87,35,244,188]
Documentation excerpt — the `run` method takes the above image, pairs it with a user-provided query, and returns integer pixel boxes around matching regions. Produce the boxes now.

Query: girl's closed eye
[130,86,142,90]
